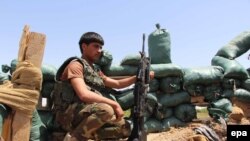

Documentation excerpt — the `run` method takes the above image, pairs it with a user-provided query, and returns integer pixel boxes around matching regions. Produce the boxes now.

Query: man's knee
[93,103,114,122]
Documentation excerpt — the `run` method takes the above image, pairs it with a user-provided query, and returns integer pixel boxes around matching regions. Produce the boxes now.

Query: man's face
[82,42,103,62]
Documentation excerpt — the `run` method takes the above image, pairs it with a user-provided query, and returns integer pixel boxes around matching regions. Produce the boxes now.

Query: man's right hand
[112,103,124,122]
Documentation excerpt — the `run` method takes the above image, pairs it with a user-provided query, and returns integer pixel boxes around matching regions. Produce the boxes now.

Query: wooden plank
[25,32,46,68]
[10,25,46,141]
[18,25,30,62]
[11,111,31,141]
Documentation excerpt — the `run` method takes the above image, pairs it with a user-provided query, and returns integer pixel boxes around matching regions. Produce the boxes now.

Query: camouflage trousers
[56,102,131,140]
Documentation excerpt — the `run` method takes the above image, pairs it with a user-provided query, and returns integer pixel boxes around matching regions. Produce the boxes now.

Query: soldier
[52,32,154,141]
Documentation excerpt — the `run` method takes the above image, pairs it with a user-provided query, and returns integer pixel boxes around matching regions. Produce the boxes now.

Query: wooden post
[9,25,46,141]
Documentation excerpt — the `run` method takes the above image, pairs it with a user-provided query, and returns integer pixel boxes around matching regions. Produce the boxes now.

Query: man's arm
[103,71,154,89]
[104,75,137,89]
[70,77,124,121]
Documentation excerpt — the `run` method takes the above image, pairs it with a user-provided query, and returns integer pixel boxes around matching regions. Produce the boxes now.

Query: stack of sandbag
[100,24,197,133]
[210,30,250,121]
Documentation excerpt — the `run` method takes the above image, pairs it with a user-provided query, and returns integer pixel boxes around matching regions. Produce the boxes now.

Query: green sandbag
[41,81,55,98]
[115,91,158,110]
[184,84,204,96]
[41,64,57,81]
[95,50,113,67]
[149,78,159,92]
[0,72,9,84]
[234,88,250,102]
[102,65,137,76]
[154,107,173,120]
[0,104,10,135]
[157,91,191,107]
[151,63,183,78]
[38,110,57,131]
[242,78,250,91]
[210,98,232,113]
[162,116,186,131]
[207,107,229,121]
[115,90,134,110]
[160,77,182,94]
[174,104,196,122]
[120,54,140,66]
[30,110,48,141]
[203,84,222,102]
[215,31,250,59]
[183,66,224,87]
[144,118,163,133]
[222,78,241,90]
[148,24,171,64]
[211,56,249,79]
[9,59,57,81]
[221,89,234,98]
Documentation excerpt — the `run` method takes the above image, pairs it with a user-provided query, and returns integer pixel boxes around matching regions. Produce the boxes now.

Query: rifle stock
[127,34,150,141]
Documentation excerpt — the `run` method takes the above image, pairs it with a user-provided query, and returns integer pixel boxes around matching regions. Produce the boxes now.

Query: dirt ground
[146,118,218,141]
[146,117,250,141]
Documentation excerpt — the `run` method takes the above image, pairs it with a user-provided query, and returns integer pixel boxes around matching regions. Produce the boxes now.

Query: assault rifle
[127,34,150,141]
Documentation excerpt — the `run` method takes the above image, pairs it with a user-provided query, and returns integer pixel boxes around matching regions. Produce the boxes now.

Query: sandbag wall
[0,59,57,141]
[100,24,197,133]
[211,31,250,120]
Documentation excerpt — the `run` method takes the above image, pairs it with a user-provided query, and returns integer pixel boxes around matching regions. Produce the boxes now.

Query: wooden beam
[25,32,46,68]
[18,25,30,62]
[10,25,46,141]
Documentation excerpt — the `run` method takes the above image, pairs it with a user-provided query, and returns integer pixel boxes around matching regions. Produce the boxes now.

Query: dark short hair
[79,32,104,54]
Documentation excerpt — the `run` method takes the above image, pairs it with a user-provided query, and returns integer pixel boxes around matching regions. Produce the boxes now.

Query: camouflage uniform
[52,57,130,140]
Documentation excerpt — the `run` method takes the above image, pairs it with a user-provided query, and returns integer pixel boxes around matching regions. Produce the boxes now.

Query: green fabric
[144,118,163,133]
[183,66,224,87]
[212,56,249,79]
[41,81,55,98]
[9,59,57,81]
[148,24,172,64]
[234,88,250,102]
[185,84,204,96]
[210,98,232,113]
[221,89,234,98]
[102,65,137,76]
[162,116,186,131]
[151,63,183,78]
[37,110,57,131]
[0,72,9,84]
[0,104,10,135]
[222,78,241,90]
[154,107,173,120]
[120,54,140,66]
[159,77,182,94]
[157,91,191,107]
[207,107,229,121]
[95,50,113,67]
[174,104,196,122]
[30,110,48,141]
[149,78,160,92]
[242,78,250,91]
[203,84,222,102]
[216,31,250,59]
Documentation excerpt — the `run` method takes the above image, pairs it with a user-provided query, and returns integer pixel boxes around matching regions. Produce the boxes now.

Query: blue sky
[1,1,250,71]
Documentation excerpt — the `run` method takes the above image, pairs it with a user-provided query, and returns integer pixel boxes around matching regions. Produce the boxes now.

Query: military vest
[52,57,106,111]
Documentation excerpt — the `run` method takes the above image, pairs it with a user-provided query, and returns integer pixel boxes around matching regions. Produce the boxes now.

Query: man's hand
[149,71,154,80]
[112,103,124,122]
